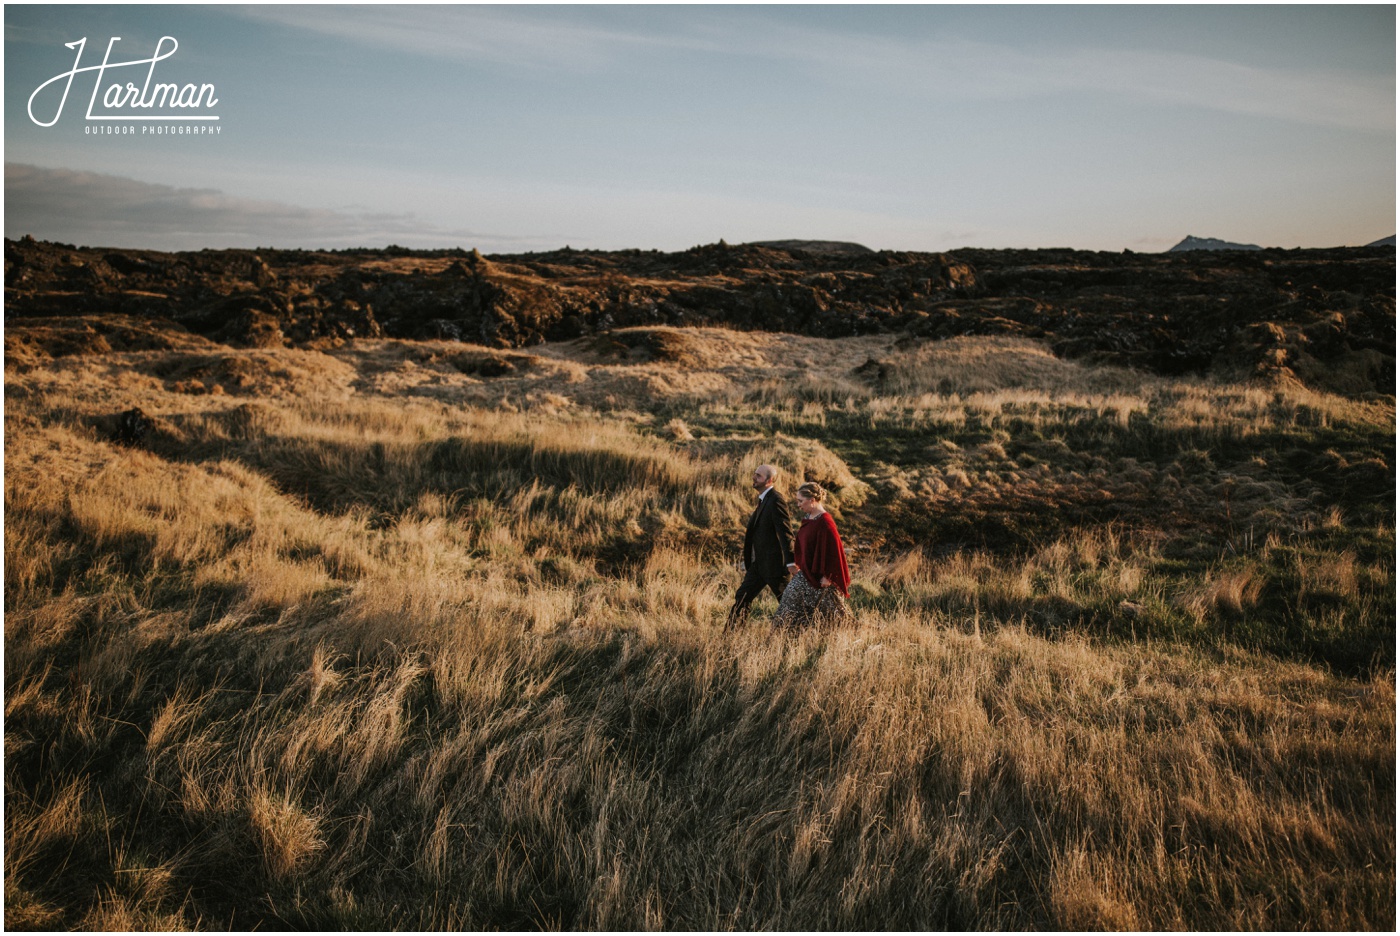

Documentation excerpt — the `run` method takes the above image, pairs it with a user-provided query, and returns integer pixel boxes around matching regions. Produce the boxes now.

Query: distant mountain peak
[1168,235,1263,252]
[1365,235,1395,247]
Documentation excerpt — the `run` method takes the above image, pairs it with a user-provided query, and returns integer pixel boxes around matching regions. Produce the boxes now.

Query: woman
[772,482,852,631]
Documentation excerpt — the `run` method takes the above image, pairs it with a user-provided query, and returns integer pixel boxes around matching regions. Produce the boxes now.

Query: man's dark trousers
[726,488,795,630]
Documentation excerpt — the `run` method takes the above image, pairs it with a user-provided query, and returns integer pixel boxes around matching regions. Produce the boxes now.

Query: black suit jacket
[743,489,795,578]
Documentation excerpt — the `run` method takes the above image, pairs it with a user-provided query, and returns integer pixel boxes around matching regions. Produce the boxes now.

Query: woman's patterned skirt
[772,574,850,631]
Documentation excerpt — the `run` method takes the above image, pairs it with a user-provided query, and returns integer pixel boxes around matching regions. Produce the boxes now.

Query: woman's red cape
[795,511,851,596]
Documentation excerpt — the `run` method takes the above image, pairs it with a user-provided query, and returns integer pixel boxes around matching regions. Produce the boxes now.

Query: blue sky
[5,4,1395,252]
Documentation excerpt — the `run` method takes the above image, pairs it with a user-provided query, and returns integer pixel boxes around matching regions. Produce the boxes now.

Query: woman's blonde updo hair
[796,482,827,503]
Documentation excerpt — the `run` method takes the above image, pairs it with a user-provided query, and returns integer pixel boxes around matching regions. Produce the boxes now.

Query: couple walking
[726,464,851,632]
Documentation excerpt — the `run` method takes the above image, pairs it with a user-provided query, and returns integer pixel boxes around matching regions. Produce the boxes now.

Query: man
[725,464,795,631]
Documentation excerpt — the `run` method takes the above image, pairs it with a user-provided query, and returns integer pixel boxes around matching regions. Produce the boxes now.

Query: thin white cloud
[238,5,715,72]
[3,163,551,251]
[760,24,1394,133]
[237,6,1393,133]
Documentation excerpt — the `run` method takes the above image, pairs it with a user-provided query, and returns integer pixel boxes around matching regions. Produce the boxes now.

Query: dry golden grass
[5,327,1393,929]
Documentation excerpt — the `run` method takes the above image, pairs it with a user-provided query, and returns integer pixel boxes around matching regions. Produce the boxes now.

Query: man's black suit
[726,488,795,629]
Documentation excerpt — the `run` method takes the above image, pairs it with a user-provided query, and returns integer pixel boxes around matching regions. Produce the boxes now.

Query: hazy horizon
[5,4,1395,253]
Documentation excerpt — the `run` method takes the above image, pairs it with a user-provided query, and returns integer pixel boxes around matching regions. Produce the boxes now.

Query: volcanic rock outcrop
[4,235,1394,396]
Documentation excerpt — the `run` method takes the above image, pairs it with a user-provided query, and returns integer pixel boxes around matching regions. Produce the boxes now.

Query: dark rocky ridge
[747,239,875,255]
[5,236,1394,396]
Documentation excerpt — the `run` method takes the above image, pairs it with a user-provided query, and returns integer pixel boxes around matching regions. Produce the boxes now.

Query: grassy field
[5,322,1394,929]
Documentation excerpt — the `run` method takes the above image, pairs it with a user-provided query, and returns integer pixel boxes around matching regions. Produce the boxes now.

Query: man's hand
[819,576,832,587]
[787,563,799,574]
